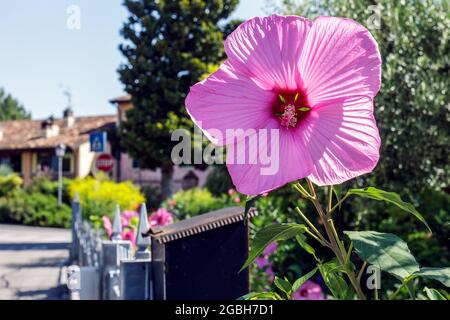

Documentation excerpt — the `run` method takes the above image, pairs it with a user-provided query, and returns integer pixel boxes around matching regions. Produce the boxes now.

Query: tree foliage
[279,0,450,195]
[0,88,30,121]
[118,0,238,171]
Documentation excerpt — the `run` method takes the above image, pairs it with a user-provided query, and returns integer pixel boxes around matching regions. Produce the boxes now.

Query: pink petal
[225,15,312,91]
[299,16,381,106]
[226,120,313,195]
[305,96,380,185]
[186,61,275,145]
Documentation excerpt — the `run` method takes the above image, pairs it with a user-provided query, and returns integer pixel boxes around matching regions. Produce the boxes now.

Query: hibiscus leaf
[241,223,306,272]
[296,234,316,258]
[413,267,450,288]
[344,231,420,280]
[238,291,282,300]
[318,259,349,299]
[274,277,292,297]
[292,267,318,294]
[346,187,431,232]
[423,287,447,300]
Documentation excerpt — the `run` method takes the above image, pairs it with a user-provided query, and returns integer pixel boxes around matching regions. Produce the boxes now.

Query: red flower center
[272,89,311,128]
[300,289,308,297]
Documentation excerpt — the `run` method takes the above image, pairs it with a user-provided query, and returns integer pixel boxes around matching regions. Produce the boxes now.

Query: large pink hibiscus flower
[186,15,381,195]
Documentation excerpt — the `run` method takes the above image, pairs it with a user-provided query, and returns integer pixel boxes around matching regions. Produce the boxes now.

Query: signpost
[96,153,114,172]
[90,131,107,152]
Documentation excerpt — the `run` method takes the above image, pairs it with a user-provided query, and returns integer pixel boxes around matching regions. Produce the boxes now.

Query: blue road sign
[90,131,107,152]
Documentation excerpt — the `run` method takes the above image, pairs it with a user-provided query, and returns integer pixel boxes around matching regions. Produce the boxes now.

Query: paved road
[0,224,71,300]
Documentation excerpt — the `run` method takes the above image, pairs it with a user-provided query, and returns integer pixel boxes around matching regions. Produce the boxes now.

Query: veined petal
[185,61,275,145]
[300,16,381,106]
[226,121,313,195]
[225,14,312,90]
[305,96,381,185]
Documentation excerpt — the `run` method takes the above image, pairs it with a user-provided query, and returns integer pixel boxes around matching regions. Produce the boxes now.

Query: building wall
[118,102,133,123]
[119,152,211,192]
[76,142,96,178]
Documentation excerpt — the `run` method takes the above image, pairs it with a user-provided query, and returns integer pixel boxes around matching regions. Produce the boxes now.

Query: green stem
[327,194,350,218]
[327,185,333,213]
[293,182,312,199]
[305,178,367,300]
[389,277,414,300]
[328,218,347,258]
[357,262,367,283]
[295,207,330,246]
[304,228,327,247]
[345,242,353,265]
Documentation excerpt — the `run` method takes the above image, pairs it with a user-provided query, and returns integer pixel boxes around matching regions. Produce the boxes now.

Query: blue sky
[0,0,267,119]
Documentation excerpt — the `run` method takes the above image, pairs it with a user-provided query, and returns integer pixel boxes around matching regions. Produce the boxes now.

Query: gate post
[120,203,152,300]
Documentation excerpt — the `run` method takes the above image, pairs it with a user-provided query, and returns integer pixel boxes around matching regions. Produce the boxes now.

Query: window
[34,151,73,174]
[61,154,72,173]
[36,151,53,172]
[0,154,21,172]
[132,158,140,169]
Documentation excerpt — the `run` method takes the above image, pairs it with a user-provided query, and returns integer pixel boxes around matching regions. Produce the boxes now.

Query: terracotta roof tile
[0,115,117,151]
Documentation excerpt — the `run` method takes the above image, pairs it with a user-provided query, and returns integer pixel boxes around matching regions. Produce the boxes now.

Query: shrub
[68,176,145,220]
[204,165,234,196]
[280,0,450,196]
[353,188,450,267]
[0,164,13,176]
[27,177,71,205]
[0,173,22,197]
[0,189,71,228]
[140,185,163,211]
[162,187,227,220]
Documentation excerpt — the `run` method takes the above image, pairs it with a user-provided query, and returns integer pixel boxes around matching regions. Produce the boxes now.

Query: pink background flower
[149,208,174,228]
[255,257,270,269]
[121,210,138,228]
[102,216,112,238]
[121,229,136,245]
[292,280,325,300]
[263,242,278,256]
[186,15,381,195]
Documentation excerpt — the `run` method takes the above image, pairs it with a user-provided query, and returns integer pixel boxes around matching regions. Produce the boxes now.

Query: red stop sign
[96,153,114,172]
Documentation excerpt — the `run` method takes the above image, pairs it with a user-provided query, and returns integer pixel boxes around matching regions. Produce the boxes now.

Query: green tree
[0,88,30,120]
[279,0,450,197]
[118,0,238,198]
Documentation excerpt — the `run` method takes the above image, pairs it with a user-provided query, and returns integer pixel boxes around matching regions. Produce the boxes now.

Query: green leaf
[318,259,349,299]
[346,187,431,232]
[344,231,419,280]
[296,234,316,258]
[240,223,306,272]
[414,267,450,288]
[274,277,292,296]
[292,267,318,294]
[238,292,282,300]
[423,287,447,300]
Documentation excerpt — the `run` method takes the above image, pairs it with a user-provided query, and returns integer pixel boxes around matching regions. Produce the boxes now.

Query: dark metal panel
[163,222,249,300]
